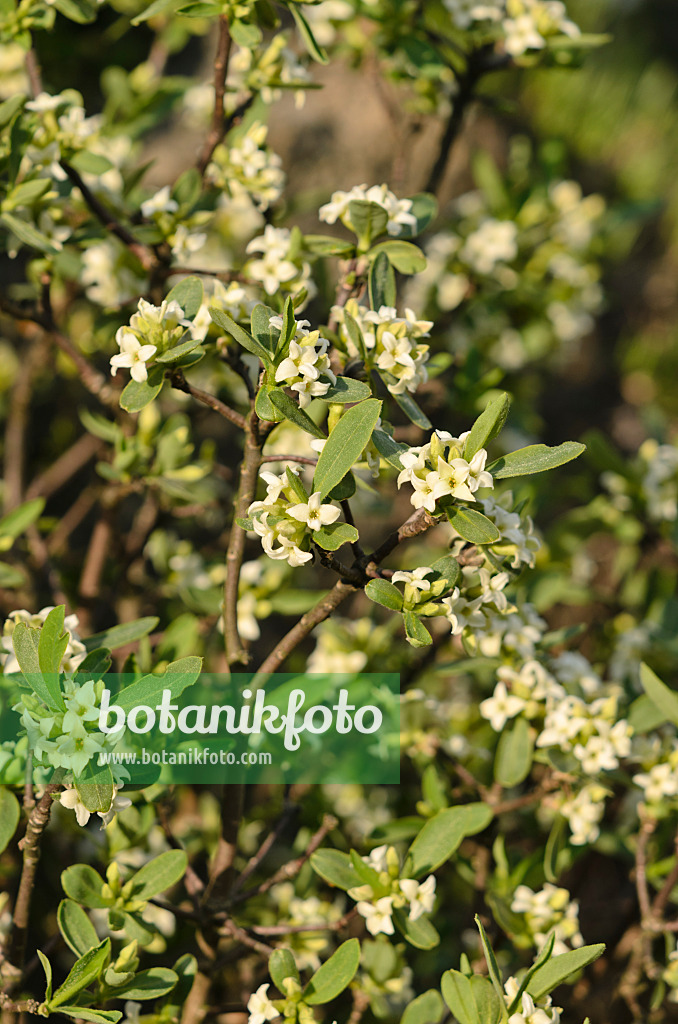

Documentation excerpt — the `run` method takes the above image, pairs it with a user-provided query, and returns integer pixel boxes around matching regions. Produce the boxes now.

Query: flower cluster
[110,298,191,383]
[245,225,315,299]
[333,300,431,396]
[207,121,285,211]
[442,0,580,60]
[510,883,584,955]
[14,676,124,781]
[320,184,417,237]
[397,430,493,513]
[406,172,605,369]
[228,35,313,109]
[347,845,436,935]
[477,492,542,568]
[247,468,341,568]
[272,315,336,407]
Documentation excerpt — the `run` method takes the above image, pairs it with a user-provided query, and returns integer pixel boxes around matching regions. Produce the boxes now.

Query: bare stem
[197,17,233,176]
[169,369,247,430]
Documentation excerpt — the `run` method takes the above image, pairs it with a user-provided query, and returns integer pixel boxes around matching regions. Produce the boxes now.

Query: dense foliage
[1,2,678,1024]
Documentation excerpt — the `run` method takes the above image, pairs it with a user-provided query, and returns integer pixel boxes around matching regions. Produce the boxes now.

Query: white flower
[399,875,436,921]
[62,679,100,733]
[356,896,395,936]
[58,786,92,827]
[287,492,341,531]
[140,185,178,218]
[391,568,434,591]
[480,682,526,732]
[247,984,280,1024]
[110,332,157,383]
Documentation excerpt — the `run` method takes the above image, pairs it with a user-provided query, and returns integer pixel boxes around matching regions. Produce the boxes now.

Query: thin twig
[197,16,233,176]
[223,409,263,666]
[230,815,338,906]
[169,369,246,430]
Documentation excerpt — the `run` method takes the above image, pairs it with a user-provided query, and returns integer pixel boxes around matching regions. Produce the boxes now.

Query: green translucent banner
[0,670,400,790]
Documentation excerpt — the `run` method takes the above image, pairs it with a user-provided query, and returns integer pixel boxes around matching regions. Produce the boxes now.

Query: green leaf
[255,384,283,422]
[309,849,361,890]
[75,762,115,813]
[464,393,511,461]
[49,938,111,1008]
[113,656,201,713]
[209,307,269,362]
[474,916,505,1006]
[489,442,586,479]
[343,311,368,361]
[526,944,606,1000]
[1,212,58,253]
[627,693,669,734]
[304,939,360,1004]
[321,377,372,403]
[286,466,309,503]
[131,0,180,23]
[279,296,297,353]
[155,337,202,364]
[0,94,26,131]
[313,522,359,551]
[108,968,179,1000]
[544,817,566,884]
[251,303,277,355]
[470,975,504,1024]
[444,506,501,545]
[404,611,432,648]
[38,950,52,1003]
[269,949,300,992]
[313,399,381,499]
[328,471,356,500]
[365,579,403,611]
[0,787,20,854]
[430,555,461,590]
[441,970,476,1024]
[12,622,64,711]
[229,17,262,46]
[405,803,493,877]
[638,662,678,727]
[348,200,388,246]
[389,387,432,430]
[494,716,533,788]
[61,864,110,909]
[303,234,355,258]
[368,240,426,274]
[51,0,98,21]
[368,250,396,310]
[84,617,159,653]
[69,150,114,174]
[401,990,444,1024]
[287,2,328,62]
[0,562,25,587]
[55,1008,121,1024]
[371,427,408,470]
[392,907,439,949]
[0,497,44,540]
[269,389,327,440]
[38,605,69,675]
[120,364,165,413]
[406,193,438,236]
[57,900,100,958]
[127,849,188,900]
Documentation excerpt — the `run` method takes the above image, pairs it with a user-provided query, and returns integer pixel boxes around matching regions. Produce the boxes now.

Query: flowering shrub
[0,2,677,1024]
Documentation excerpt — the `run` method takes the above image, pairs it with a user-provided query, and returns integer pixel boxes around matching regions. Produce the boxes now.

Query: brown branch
[203,784,245,909]
[26,433,103,501]
[367,507,437,565]
[230,814,338,906]
[3,336,45,512]
[223,410,263,666]
[261,454,318,466]
[197,17,233,176]
[230,793,295,897]
[169,369,246,430]
[217,917,274,956]
[60,161,156,271]
[7,782,61,972]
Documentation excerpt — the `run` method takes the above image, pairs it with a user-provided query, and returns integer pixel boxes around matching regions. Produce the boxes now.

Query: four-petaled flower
[288,492,341,531]
[110,331,157,383]
[247,984,280,1024]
